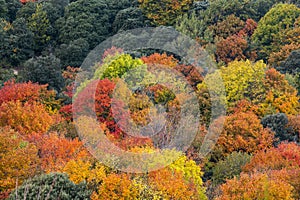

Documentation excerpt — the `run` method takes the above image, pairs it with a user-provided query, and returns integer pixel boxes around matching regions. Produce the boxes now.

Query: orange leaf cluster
[0,80,54,106]
[0,127,39,193]
[27,132,89,172]
[0,101,54,135]
[141,53,178,68]
[217,171,294,200]
[243,143,300,173]
[212,109,274,159]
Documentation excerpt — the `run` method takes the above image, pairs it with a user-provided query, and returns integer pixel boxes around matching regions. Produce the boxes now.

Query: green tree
[113,7,149,32]
[252,3,300,60]
[55,38,89,68]
[0,18,12,67]
[0,0,8,19]
[212,152,251,185]
[15,1,36,20]
[93,53,144,80]
[9,17,34,66]
[175,0,256,45]
[175,11,211,45]
[261,113,298,145]
[8,173,91,200]
[27,3,51,53]
[248,0,283,21]
[22,54,64,92]
[0,0,22,22]
[195,0,255,27]
[56,0,111,49]
[280,50,300,74]
[0,67,15,87]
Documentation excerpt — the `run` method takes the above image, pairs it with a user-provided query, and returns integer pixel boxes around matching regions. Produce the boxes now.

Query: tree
[92,173,138,200]
[0,0,8,19]
[268,16,300,68]
[168,155,207,199]
[215,34,248,64]
[208,14,245,40]
[148,168,199,199]
[241,143,300,199]
[277,49,300,75]
[4,0,22,22]
[27,132,89,172]
[0,80,56,107]
[215,19,257,64]
[0,67,15,87]
[261,113,297,145]
[192,0,256,31]
[8,173,91,200]
[0,17,34,67]
[0,127,39,194]
[198,60,266,108]
[146,155,208,200]
[216,171,294,200]
[112,7,149,32]
[95,54,144,80]
[261,68,299,115]
[287,115,300,142]
[252,4,300,60]
[248,0,283,21]
[62,159,107,185]
[0,101,55,135]
[243,143,300,173]
[138,0,193,26]
[211,109,274,160]
[0,18,13,67]
[22,54,64,92]
[15,1,36,19]
[74,79,122,138]
[212,152,251,185]
[56,0,111,49]
[55,38,89,68]
[197,60,300,115]
[175,11,212,45]
[27,3,51,53]
[8,17,34,66]
[141,52,178,68]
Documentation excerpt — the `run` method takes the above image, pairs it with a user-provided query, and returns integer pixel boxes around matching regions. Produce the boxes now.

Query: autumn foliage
[217,171,295,200]
[211,108,274,160]
[243,143,300,173]
[0,101,54,135]
[0,80,55,106]
[0,127,39,195]
[26,132,89,172]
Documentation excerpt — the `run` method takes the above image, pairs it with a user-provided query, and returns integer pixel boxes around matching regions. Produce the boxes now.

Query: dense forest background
[0,0,300,199]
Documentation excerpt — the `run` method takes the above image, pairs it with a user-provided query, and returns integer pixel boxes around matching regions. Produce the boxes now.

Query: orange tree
[216,171,294,200]
[0,80,58,109]
[0,101,55,135]
[26,132,89,172]
[243,143,300,173]
[211,108,274,161]
[0,127,39,195]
